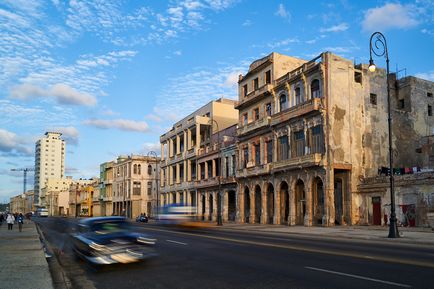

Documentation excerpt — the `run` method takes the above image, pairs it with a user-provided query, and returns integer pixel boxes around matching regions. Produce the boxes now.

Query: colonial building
[68,179,94,217]
[159,98,238,210]
[100,161,115,217]
[111,155,159,218]
[44,176,73,216]
[196,124,237,222]
[234,51,434,227]
[357,76,434,227]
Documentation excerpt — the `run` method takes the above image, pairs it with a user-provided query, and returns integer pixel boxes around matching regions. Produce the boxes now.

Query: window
[279,94,287,111]
[428,92,433,98]
[253,78,259,90]
[311,125,324,153]
[147,181,152,195]
[243,147,249,168]
[266,140,273,163]
[133,164,137,174]
[147,164,152,175]
[180,136,184,152]
[294,130,305,157]
[133,182,141,195]
[370,93,377,105]
[311,79,321,98]
[180,163,184,180]
[207,160,212,178]
[265,70,271,84]
[243,84,248,97]
[172,166,176,183]
[137,164,141,175]
[278,136,289,161]
[265,103,272,116]
[191,160,196,180]
[354,71,362,84]
[295,87,302,105]
[225,156,229,177]
[215,158,220,177]
[231,155,236,176]
[398,99,405,109]
[242,113,248,125]
[253,108,259,120]
[429,105,432,116]
[254,143,260,166]
[200,163,205,180]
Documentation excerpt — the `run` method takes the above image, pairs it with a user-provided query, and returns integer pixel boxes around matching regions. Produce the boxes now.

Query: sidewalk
[0,221,54,289]
[214,223,434,246]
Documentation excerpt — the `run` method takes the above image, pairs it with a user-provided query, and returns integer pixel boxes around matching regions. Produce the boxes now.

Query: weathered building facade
[159,98,238,209]
[234,51,434,226]
[111,155,159,218]
[196,125,237,222]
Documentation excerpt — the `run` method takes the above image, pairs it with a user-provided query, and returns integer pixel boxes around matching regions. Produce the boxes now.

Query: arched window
[279,94,287,111]
[133,164,137,174]
[311,79,321,98]
[295,87,302,105]
[138,164,141,175]
[148,164,152,175]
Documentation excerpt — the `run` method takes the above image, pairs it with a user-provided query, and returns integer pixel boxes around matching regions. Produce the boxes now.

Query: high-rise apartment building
[34,132,65,207]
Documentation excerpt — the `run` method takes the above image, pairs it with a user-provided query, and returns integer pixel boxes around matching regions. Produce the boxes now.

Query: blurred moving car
[70,217,157,265]
[136,215,148,223]
[36,208,48,217]
[157,204,211,228]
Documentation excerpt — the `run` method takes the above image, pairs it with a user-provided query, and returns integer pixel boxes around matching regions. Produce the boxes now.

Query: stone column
[161,142,165,161]
[250,190,255,224]
[289,177,296,225]
[183,130,187,153]
[260,137,265,165]
[196,125,201,150]
[176,134,180,155]
[304,178,313,226]
[274,179,280,224]
[223,190,228,222]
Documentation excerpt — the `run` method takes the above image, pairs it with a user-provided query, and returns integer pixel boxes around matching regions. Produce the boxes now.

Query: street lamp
[369,31,399,238]
[147,151,159,218]
[209,119,223,226]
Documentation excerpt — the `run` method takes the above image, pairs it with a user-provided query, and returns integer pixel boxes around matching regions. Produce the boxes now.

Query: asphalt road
[34,217,434,289]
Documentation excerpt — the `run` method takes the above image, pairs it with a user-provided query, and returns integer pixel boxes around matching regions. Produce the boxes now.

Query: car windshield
[91,221,129,234]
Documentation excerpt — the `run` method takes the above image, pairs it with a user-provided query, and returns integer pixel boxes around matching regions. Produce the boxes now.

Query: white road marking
[166,239,188,245]
[305,266,412,288]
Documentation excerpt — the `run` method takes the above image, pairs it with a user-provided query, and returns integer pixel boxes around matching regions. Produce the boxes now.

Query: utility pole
[11,168,35,194]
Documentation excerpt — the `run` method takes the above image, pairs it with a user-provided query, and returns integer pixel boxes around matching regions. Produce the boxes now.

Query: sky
[1,0,433,202]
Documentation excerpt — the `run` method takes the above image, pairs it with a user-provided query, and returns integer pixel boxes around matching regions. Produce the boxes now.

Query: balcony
[271,98,322,126]
[237,116,271,136]
[195,177,219,189]
[236,163,272,178]
[236,84,273,109]
[273,153,323,171]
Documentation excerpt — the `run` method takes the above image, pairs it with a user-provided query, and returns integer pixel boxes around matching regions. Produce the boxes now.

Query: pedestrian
[0,213,4,226]
[6,213,15,230]
[17,213,24,232]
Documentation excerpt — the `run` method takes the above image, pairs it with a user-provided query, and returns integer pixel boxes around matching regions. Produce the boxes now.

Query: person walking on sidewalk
[6,213,15,230]
[0,213,4,226]
[17,213,24,232]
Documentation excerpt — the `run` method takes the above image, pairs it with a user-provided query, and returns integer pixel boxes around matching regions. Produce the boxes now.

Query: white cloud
[141,142,162,155]
[415,71,434,82]
[50,126,79,145]
[362,3,419,32]
[421,28,434,37]
[320,23,349,33]
[83,119,149,133]
[10,83,97,106]
[174,50,182,56]
[267,37,299,49]
[242,19,252,27]
[0,129,32,156]
[275,4,290,21]
[224,71,242,88]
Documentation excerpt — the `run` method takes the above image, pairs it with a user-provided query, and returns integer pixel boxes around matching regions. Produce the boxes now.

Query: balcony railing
[237,116,271,136]
[273,153,323,171]
[236,163,272,178]
[236,84,273,109]
[271,98,322,126]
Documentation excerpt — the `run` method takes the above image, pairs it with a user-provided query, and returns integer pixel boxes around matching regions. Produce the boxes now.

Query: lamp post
[147,151,159,218]
[369,31,399,238]
[209,119,223,226]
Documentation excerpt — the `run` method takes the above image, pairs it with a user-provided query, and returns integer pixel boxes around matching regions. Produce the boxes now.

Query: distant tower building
[34,132,65,207]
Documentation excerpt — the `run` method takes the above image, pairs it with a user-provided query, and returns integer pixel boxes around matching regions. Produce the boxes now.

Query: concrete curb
[35,223,73,289]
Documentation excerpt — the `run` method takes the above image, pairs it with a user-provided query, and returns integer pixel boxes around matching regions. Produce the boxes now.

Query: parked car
[70,217,157,265]
[136,215,149,223]
[36,208,48,217]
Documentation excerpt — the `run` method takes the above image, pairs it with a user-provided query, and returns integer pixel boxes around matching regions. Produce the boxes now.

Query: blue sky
[1,0,433,202]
